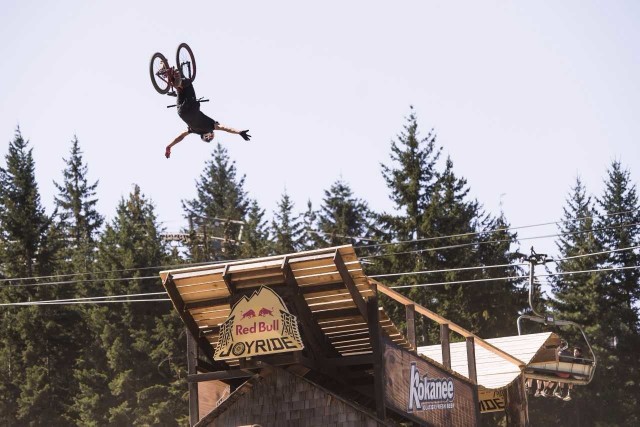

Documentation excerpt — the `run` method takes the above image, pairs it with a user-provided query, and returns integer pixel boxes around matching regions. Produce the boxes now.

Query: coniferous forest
[1,109,639,426]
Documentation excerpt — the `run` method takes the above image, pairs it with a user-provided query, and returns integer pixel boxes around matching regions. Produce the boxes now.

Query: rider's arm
[214,123,251,141]
[214,123,240,134]
[165,130,190,158]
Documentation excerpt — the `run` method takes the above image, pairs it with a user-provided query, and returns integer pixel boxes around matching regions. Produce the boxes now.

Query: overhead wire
[388,264,640,290]
[0,258,239,285]
[359,221,640,260]
[0,291,171,307]
[4,254,639,306]
[0,212,637,293]
[357,208,638,250]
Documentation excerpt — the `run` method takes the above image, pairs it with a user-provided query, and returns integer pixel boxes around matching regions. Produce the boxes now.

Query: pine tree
[300,199,321,250]
[589,161,640,425]
[271,191,304,254]
[69,185,185,425]
[374,112,524,346]
[53,135,103,280]
[0,127,67,425]
[239,199,272,258]
[411,157,483,341]
[379,106,440,243]
[182,144,249,261]
[373,108,442,332]
[316,179,372,248]
[0,128,56,279]
[552,177,603,326]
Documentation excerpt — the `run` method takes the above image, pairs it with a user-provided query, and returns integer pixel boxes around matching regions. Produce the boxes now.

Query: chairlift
[517,249,597,386]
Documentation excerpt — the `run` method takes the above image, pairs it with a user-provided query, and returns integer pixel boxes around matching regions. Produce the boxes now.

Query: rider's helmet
[201,132,214,142]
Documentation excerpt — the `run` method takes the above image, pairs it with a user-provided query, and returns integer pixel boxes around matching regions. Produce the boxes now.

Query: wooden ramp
[160,245,410,367]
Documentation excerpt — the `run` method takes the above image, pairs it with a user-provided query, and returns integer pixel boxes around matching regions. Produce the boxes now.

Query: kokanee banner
[478,389,506,413]
[384,342,478,426]
[214,286,304,360]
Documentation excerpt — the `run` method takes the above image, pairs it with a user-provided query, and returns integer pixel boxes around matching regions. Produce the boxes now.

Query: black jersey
[176,79,218,135]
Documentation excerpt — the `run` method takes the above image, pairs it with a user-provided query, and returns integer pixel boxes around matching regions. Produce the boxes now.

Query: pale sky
[1,0,639,259]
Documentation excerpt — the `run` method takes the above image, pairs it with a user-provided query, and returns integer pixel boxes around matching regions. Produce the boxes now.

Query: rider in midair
[165,70,250,158]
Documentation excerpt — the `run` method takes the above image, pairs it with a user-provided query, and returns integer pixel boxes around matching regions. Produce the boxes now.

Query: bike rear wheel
[150,52,170,94]
[176,43,196,81]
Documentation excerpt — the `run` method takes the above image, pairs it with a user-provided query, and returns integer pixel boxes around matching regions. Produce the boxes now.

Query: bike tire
[150,52,170,95]
[176,43,197,82]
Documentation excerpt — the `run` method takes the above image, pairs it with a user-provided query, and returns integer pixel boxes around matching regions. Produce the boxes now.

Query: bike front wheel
[176,43,196,81]
[150,52,170,94]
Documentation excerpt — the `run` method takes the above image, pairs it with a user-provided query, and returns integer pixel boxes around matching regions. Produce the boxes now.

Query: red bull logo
[258,307,274,317]
[213,286,304,361]
[241,309,256,320]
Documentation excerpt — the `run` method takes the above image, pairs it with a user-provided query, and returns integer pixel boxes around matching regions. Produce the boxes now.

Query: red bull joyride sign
[214,286,304,360]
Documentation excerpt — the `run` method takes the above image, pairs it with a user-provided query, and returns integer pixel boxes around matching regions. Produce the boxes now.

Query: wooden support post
[186,328,199,427]
[405,303,416,351]
[440,323,451,370]
[367,285,386,421]
[505,374,530,427]
[466,336,481,426]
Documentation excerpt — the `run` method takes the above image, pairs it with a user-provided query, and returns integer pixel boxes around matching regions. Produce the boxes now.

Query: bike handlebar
[166,98,209,108]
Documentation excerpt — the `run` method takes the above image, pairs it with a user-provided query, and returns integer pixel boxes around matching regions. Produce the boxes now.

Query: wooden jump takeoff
[160,245,593,427]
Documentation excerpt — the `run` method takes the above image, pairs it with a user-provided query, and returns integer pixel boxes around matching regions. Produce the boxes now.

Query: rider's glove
[240,130,251,141]
[165,146,171,159]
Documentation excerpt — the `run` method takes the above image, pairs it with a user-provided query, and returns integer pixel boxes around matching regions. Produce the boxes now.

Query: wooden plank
[324,327,369,337]
[226,266,283,282]
[176,280,228,293]
[292,264,340,277]
[294,272,343,286]
[288,252,336,268]
[321,325,368,335]
[303,290,353,304]
[174,274,225,288]
[317,316,363,326]
[340,349,374,356]
[314,307,362,321]
[333,341,373,351]
[330,333,371,344]
[185,298,231,312]
[307,299,357,311]
[226,259,283,275]
[299,282,347,295]
[192,315,229,326]
[181,289,231,303]
[170,268,225,282]
[189,307,231,318]
[228,274,286,289]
